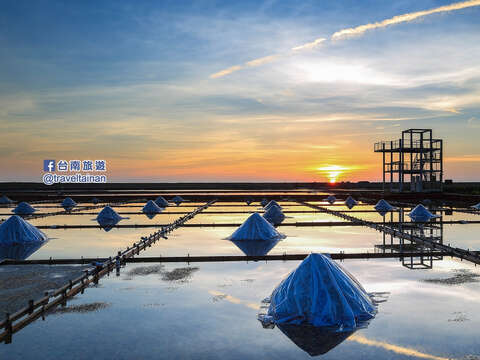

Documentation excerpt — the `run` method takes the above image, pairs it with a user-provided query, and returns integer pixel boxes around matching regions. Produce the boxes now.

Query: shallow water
[1,258,479,359]
[1,199,479,358]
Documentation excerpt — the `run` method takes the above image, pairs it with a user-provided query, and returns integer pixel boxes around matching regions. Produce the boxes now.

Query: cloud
[210,0,480,78]
[349,334,450,360]
[332,0,480,39]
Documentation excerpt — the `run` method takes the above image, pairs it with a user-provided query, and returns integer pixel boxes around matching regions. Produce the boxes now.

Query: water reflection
[276,324,354,356]
[230,239,280,257]
[0,241,45,261]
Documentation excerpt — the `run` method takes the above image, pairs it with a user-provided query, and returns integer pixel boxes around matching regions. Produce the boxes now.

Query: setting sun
[317,165,352,183]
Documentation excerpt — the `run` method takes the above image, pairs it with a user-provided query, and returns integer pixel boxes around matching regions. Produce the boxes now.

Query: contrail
[332,0,480,39]
[210,0,480,79]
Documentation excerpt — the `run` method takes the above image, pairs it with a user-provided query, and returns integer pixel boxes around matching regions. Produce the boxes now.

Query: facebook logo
[43,160,56,172]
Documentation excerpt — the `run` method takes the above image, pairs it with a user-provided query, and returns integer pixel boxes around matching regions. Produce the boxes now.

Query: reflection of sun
[317,165,350,183]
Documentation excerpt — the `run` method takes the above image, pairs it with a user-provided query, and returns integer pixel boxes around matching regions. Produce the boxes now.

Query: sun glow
[317,165,352,183]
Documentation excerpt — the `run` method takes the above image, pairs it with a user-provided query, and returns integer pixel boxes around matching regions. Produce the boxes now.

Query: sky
[0,0,479,183]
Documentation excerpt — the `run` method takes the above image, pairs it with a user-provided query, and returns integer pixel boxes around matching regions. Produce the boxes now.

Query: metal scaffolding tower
[374,129,443,192]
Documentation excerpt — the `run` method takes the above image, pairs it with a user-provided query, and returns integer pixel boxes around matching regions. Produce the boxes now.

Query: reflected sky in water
[1,258,479,359]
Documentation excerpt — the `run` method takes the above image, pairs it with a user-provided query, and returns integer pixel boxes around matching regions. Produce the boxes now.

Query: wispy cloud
[349,334,450,360]
[210,0,480,78]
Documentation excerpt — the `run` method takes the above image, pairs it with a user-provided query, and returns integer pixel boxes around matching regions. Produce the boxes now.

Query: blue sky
[0,0,479,182]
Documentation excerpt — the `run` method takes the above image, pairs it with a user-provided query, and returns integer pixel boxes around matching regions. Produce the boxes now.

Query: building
[374,129,443,192]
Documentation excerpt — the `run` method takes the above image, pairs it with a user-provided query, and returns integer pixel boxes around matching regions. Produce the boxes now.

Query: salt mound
[155,196,169,208]
[0,195,13,205]
[345,196,358,209]
[374,199,397,216]
[171,196,185,206]
[96,206,124,226]
[408,204,438,222]
[0,215,47,245]
[471,203,480,210]
[12,202,36,215]
[227,213,284,241]
[266,253,376,329]
[62,197,77,210]
[325,195,336,204]
[264,200,281,210]
[142,200,162,214]
[263,206,285,225]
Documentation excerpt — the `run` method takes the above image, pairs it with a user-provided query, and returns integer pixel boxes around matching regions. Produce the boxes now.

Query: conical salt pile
[142,200,162,214]
[326,195,336,204]
[263,205,285,225]
[0,216,47,260]
[266,253,376,330]
[374,199,397,216]
[62,197,77,211]
[0,195,13,205]
[96,206,124,226]
[91,197,100,204]
[155,196,169,208]
[345,196,358,209]
[227,213,284,241]
[264,200,281,210]
[171,196,185,206]
[0,215,47,245]
[408,204,438,222]
[471,203,480,210]
[13,202,36,215]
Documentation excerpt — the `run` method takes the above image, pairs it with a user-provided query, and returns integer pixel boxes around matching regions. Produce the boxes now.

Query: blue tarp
[142,200,162,214]
[96,206,125,227]
[263,206,285,225]
[325,195,336,204]
[171,196,185,206]
[266,253,376,330]
[0,216,47,261]
[12,202,36,215]
[374,199,397,216]
[155,196,169,208]
[227,213,284,241]
[472,203,480,210]
[264,200,281,210]
[0,195,13,204]
[62,197,77,210]
[345,196,358,209]
[408,204,438,222]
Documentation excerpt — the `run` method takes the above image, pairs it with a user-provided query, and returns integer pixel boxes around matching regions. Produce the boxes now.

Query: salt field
[1,192,480,359]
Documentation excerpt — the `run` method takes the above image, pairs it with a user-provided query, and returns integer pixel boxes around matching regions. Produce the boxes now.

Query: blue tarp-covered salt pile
[0,195,13,205]
[61,197,77,211]
[95,206,126,231]
[263,205,285,225]
[12,202,36,215]
[325,195,336,204]
[345,196,358,209]
[142,200,163,219]
[260,253,376,330]
[228,213,284,256]
[143,200,162,214]
[374,199,397,216]
[472,203,480,210]
[264,200,281,211]
[0,215,48,260]
[227,213,284,241]
[91,197,100,204]
[408,204,438,222]
[155,196,169,208]
[171,196,185,206]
